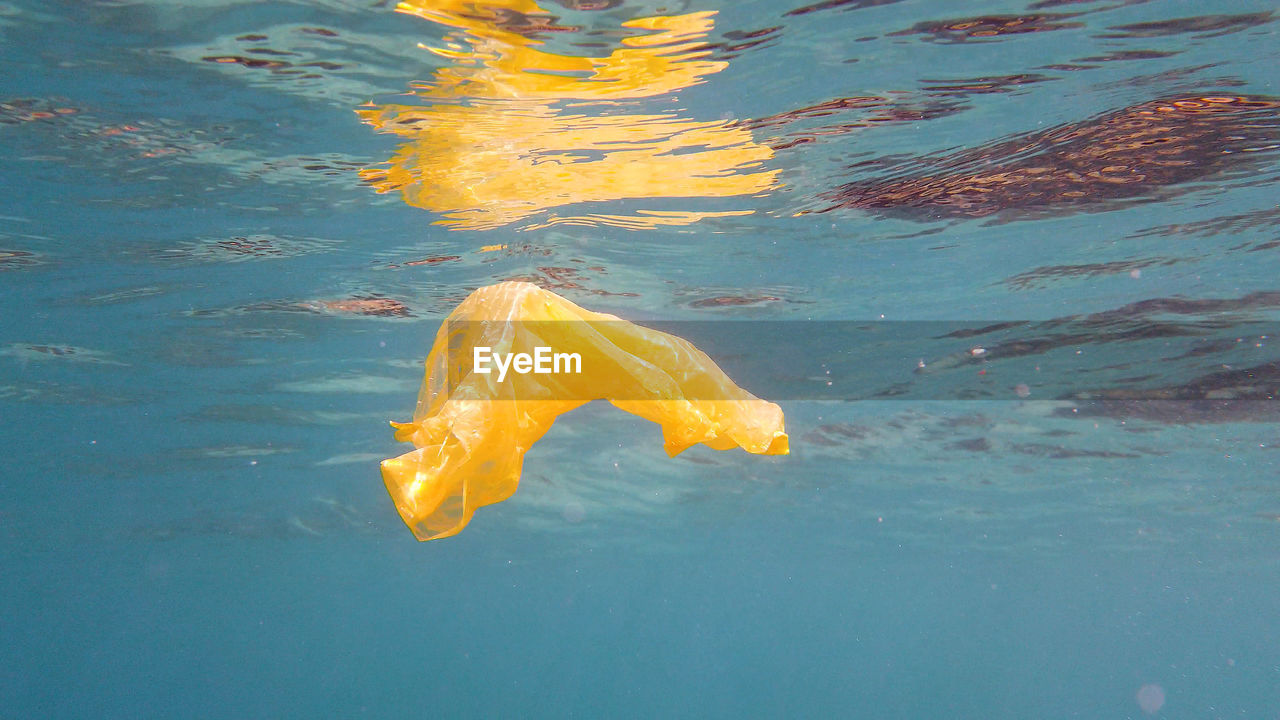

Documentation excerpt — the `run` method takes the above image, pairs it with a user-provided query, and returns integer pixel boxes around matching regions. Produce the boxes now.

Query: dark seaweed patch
[1003,257,1184,290]
[1098,12,1274,39]
[502,266,639,298]
[920,73,1058,97]
[1074,50,1182,62]
[819,95,1280,220]
[0,249,41,270]
[888,14,1084,43]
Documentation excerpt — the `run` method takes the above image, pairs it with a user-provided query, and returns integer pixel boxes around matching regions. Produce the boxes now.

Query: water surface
[2,0,1278,717]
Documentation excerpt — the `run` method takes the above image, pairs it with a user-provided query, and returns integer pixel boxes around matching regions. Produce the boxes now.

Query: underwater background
[2,0,1278,717]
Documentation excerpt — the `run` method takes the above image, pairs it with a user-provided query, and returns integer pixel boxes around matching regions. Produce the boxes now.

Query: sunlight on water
[359,2,777,229]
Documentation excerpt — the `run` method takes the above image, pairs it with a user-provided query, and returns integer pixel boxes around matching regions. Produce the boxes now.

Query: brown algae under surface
[818,95,1280,220]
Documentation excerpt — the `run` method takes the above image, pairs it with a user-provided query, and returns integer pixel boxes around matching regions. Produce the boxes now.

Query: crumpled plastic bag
[381,281,788,540]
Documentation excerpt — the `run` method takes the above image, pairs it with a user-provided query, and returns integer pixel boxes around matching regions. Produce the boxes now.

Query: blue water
[3,0,1279,717]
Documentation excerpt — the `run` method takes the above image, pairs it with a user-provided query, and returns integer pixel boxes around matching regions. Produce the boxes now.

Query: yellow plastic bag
[381,281,788,540]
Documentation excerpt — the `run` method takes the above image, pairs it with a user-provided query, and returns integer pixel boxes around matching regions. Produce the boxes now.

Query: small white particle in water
[250,460,258,466]
[970,347,986,357]
[1015,383,1030,398]
[1130,269,1142,279]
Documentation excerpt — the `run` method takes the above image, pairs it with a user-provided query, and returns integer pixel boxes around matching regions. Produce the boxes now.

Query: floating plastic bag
[381,281,788,540]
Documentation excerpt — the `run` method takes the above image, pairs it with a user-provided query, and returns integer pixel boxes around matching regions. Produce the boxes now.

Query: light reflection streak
[359,1,777,230]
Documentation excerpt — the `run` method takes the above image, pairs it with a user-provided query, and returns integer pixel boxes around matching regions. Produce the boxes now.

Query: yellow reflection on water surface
[359,1,776,230]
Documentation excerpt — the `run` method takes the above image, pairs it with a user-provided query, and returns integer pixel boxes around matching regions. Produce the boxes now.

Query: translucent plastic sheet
[381,281,789,540]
